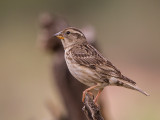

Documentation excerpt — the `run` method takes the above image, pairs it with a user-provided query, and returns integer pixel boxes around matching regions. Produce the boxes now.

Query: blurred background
[0,0,160,120]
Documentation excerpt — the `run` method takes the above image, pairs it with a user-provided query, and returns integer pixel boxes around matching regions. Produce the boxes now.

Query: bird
[54,27,149,104]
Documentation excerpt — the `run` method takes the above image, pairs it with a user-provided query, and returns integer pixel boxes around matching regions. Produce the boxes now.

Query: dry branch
[83,94,104,120]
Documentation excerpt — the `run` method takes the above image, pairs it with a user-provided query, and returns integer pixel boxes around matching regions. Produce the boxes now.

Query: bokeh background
[0,0,160,120]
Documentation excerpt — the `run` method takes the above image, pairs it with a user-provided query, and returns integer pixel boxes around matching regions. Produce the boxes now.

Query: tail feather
[116,80,149,96]
[124,82,149,96]
[121,75,136,85]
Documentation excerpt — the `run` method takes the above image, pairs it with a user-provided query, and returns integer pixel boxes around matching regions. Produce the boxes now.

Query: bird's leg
[93,89,103,106]
[87,91,94,97]
[82,84,99,102]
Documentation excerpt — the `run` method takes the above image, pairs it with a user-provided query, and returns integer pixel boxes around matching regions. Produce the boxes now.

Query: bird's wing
[70,43,136,85]
[70,44,106,66]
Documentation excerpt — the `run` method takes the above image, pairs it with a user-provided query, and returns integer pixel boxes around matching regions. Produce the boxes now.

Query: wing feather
[70,43,136,85]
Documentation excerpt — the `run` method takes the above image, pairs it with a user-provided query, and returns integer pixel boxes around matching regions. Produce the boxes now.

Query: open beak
[54,32,64,39]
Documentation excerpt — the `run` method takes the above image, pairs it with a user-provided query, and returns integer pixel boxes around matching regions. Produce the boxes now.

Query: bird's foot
[93,99,99,107]
[82,91,94,102]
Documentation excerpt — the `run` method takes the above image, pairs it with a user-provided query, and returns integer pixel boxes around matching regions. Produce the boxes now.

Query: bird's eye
[66,31,70,35]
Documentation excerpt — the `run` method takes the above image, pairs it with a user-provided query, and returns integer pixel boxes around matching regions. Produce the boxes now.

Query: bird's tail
[116,80,149,96]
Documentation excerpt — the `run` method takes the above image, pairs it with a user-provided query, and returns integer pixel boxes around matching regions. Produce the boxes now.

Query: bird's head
[54,27,87,49]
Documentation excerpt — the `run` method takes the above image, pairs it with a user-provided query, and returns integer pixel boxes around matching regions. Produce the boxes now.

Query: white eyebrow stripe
[70,29,83,36]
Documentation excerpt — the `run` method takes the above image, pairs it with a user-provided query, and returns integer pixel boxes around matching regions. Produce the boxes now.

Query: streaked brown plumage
[54,27,149,104]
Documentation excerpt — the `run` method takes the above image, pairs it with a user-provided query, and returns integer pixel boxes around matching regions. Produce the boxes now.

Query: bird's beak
[54,32,64,39]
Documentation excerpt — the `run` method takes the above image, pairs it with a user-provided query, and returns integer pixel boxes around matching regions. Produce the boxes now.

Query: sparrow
[54,27,149,104]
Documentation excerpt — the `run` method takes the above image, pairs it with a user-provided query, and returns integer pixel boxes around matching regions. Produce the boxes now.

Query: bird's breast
[65,51,99,86]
